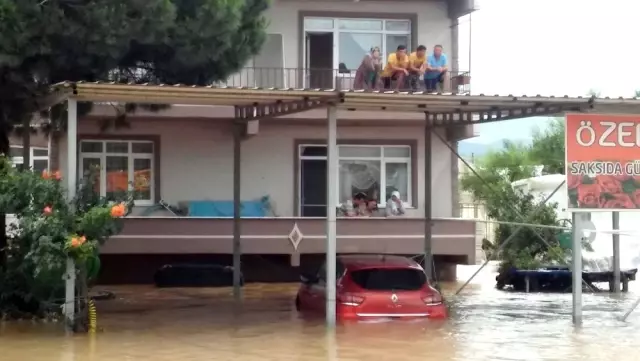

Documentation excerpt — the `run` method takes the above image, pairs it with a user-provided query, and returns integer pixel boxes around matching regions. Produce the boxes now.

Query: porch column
[232,121,242,301]
[326,104,338,327]
[424,120,433,281]
[64,98,78,330]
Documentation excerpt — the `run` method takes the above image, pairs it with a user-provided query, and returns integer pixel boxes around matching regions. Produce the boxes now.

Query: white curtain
[339,161,380,202]
[385,163,408,201]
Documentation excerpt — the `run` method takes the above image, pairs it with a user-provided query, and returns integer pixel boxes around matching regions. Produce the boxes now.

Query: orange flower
[110,203,126,218]
[43,206,52,215]
[70,236,87,248]
[52,171,61,180]
[42,170,50,179]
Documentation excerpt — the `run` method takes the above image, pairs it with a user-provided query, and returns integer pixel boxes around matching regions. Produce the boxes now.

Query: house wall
[263,0,452,70]
[58,118,454,218]
[9,133,48,148]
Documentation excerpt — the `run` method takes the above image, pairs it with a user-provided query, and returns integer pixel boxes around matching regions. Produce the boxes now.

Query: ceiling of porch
[53,81,640,127]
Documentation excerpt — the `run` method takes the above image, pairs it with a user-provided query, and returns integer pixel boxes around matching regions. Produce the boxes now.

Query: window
[338,145,411,206]
[304,17,411,72]
[8,146,49,172]
[349,268,426,291]
[298,144,412,208]
[79,140,154,205]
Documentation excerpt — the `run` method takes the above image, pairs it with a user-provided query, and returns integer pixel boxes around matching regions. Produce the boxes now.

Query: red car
[295,254,447,320]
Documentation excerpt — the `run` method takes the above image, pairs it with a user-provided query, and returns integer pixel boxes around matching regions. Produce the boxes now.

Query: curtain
[339,160,380,202]
[385,163,408,201]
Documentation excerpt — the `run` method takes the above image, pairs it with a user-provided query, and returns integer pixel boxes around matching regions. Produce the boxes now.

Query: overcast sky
[459,0,640,144]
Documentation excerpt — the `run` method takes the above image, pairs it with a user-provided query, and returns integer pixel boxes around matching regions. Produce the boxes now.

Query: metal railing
[215,67,471,94]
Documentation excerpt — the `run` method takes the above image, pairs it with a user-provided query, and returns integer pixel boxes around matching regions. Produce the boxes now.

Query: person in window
[365,199,383,217]
[425,45,448,92]
[407,45,427,91]
[380,45,409,91]
[353,47,382,90]
[385,191,405,216]
[339,192,368,217]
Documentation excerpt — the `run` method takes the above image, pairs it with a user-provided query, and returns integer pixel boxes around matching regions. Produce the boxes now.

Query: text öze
[576,119,640,147]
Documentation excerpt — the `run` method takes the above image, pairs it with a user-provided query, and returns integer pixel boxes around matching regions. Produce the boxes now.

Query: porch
[104,217,476,262]
[51,80,622,326]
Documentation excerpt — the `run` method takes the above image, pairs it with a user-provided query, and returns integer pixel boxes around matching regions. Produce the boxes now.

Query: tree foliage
[460,117,567,270]
[0,0,269,152]
[0,0,269,297]
[529,118,565,175]
[0,157,132,325]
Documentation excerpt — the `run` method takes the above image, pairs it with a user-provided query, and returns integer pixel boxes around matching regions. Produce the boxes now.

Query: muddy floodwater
[2,266,640,361]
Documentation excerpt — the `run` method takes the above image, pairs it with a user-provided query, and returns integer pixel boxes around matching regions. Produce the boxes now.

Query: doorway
[300,159,327,217]
[305,32,334,88]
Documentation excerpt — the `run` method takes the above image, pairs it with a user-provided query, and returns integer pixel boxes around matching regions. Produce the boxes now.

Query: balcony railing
[216,67,471,94]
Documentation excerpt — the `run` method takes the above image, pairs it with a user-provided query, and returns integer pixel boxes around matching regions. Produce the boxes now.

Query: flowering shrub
[0,157,132,319]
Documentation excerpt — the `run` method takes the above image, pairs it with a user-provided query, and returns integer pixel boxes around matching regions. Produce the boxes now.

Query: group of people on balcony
[338,191,405,217]
[353,44,448,92]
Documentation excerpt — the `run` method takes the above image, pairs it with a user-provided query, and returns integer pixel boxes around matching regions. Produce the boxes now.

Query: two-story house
[54,0,596,285]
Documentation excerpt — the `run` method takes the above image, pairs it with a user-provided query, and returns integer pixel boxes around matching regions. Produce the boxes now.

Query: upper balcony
[218,67,471,94]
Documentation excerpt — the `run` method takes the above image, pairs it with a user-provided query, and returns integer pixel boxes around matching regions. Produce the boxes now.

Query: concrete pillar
[64,98,78,331]
[424,122,433,281]
[325,104,338,327]
[232,122,242,301]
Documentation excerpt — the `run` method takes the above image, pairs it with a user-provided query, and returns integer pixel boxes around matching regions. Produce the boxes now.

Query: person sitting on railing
[424,45,448,92]
[338,192,368,217]
[407,45,428,91]
[385,191,406,217]
[353,47,382,90]
[364,199,384,217]
[380,45,409,91]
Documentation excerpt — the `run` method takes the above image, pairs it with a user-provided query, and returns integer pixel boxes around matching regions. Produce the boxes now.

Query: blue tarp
[187,200,267,217]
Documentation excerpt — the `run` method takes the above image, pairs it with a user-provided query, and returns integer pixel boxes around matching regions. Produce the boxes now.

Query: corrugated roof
[51,81,640,122]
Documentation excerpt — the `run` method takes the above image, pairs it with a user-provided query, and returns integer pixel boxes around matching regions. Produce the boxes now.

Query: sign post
[566,113,640,323]
[571,212,584,325]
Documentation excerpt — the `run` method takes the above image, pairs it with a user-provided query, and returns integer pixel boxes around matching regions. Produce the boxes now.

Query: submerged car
[295,254,447,320]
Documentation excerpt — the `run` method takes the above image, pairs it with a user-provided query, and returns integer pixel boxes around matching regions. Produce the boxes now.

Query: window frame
[298,143,413,211]
[9,146,49,171]
[79,139,155,206]
[303,16,412,76]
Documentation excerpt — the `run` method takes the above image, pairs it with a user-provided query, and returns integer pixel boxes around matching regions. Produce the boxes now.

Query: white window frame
[298,144,412,214]
[9,146,49,171]
[302,17,412,87]
[79,140,155,206]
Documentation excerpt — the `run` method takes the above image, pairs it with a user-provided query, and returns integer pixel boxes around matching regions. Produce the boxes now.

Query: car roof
[337,254,422,270]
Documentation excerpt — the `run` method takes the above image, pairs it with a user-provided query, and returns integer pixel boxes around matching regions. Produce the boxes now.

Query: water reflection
[1,266,640,361]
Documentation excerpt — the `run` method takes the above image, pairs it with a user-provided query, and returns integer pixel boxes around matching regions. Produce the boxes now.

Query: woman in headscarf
[353,47,382,90]
[385,191,405,216]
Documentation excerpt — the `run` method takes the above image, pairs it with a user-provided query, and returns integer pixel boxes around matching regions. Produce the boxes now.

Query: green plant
[0,156,132,325]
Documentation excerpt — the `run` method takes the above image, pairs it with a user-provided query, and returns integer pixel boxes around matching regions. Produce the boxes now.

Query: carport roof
[52,81,640,126]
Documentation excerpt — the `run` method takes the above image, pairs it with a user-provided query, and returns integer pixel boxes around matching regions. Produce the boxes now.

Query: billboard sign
[566,113,640,211]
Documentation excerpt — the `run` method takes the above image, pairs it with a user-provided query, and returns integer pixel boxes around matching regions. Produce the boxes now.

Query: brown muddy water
[1,266,640,361]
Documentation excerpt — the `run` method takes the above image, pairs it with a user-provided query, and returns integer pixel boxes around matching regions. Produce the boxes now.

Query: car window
[349,268,426,291]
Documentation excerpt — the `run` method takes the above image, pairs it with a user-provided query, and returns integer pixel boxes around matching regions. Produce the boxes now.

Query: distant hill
[458,138,532,158]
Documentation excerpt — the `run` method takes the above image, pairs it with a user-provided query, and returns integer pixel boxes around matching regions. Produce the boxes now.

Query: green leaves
[460,118,568,270]
[0,0,269,153]
[0,156,132,317]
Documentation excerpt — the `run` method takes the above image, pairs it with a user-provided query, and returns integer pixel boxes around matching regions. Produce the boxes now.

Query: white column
[572,212,585,325]
[64,98,78,330]
[612,212,621,293]
[325,104,338,327]
[67,98,78,197]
